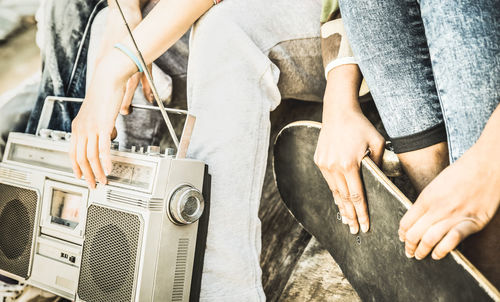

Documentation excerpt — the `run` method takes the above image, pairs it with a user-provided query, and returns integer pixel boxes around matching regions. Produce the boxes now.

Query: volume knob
[168,185,204,225]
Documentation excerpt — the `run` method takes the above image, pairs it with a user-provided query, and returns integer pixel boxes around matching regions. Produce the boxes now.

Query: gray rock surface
[280,238,360,302]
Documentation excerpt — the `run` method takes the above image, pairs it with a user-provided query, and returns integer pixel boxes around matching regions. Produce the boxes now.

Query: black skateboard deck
[273,121,500,302]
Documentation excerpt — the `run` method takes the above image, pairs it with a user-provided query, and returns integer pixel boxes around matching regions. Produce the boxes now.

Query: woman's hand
[69,52,135,189]
[399,128,500,260]
[315,105,385,234]
[315,64,385,234]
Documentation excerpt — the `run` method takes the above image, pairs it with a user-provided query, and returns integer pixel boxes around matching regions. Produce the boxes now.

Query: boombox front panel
[0,183,38,279]
[78,205,142,302]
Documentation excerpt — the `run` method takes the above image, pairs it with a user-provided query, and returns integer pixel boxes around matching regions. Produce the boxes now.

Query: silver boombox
[0,96,210,301]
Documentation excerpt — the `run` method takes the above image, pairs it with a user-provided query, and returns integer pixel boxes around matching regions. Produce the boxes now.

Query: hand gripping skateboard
[273,121,500,302]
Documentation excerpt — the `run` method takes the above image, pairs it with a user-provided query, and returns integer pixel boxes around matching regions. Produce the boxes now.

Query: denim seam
[419,8,453,162]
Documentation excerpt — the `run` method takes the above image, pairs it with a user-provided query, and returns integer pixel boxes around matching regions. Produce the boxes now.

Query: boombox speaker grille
[78,205,142,302]
[0,183,38,279]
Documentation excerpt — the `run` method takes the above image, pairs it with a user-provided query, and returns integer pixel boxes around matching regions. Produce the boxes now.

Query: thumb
[141,64,154,103]
[367,139,385,167]
[121,73,141,115]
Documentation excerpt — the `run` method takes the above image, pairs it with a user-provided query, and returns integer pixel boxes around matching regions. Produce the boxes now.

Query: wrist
[97,48,138,85]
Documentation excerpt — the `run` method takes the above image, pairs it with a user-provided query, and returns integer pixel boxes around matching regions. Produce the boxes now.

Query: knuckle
[339,159,356,171]
[313,152,320,165]
[399,220,409,232]
[76,155,87,166]
[420,237,435,250]
[87,150,98,160]
[315,158,326,168]
[405,235,419,248]
[358,215,369,224]
[350,193,363,205]
[447,229,462,243]
[433,248,446,259]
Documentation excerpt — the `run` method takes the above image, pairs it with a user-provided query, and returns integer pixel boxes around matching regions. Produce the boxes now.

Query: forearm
[102,0,213,83]
[322,64,363,123]
[95,3,143,65]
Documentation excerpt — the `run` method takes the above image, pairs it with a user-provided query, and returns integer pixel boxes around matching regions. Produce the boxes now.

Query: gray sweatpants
[87,1,324,301]
[186,1,322,301]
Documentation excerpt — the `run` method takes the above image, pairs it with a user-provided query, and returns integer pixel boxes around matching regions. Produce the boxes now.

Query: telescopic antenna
[114,0,180,149]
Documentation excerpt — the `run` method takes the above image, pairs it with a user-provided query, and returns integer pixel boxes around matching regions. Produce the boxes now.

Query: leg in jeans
[187,0,322,300]
[419,0,500,285]
[340,0,500,285]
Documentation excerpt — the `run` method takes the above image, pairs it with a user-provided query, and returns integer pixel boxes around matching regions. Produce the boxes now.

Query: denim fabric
[26,0,106,134]
[339,0,500,161]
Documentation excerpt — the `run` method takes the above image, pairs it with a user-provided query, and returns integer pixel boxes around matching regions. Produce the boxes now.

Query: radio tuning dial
[168,185,204,225]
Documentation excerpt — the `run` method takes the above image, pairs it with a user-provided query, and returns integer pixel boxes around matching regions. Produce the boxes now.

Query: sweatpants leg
[186,1,321,301]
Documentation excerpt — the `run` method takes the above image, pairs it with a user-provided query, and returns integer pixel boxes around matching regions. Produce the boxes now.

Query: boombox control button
[165,148,175,156]
[40,128,52,139]
[51,130,66,141]
[111,141,120,150]
[169,185,205,225]
[147,145,160,155]
[69,256,76,263]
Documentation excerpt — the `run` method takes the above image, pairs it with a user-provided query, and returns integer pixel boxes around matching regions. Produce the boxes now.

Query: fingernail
[350,225,358,234]
[398,230,405,242]
[415,254,422,260]
[405,250,414,258]
[361,224,369,233]
[342,216,347,224]
[431,252,438,260]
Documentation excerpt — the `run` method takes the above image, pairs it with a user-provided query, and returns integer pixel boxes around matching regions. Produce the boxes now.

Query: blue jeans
[339,0,500,162]
[25,0,106,134]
